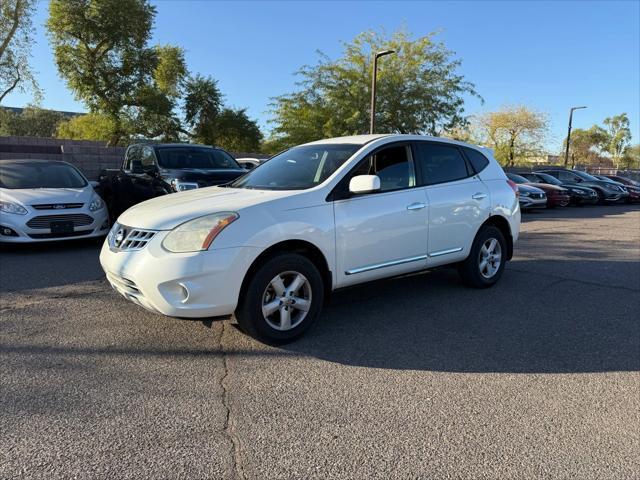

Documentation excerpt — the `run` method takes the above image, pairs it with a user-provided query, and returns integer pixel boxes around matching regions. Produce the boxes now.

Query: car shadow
[280,258,639,374]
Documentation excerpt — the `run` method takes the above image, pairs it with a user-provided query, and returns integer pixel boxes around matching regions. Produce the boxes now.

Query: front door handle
[407,202,426,211]
[472,192,487,200]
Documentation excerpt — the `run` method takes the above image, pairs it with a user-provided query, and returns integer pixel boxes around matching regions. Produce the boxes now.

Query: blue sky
[7,0,640,151]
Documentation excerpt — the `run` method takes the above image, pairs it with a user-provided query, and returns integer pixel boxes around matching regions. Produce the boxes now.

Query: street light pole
[564,106,587,167]
[370,49,395,134]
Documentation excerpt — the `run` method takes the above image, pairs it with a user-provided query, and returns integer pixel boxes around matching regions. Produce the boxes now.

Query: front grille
[106,272,141,296]
[31,203,84,210]
[28,230,93,239]
[109,223,157,251]
[26,214,94,229]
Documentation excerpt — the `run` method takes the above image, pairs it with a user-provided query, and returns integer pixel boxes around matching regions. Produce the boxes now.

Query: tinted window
[350,145,414,192]
[557,171,579,182]
[414,143,470,185]
[141,146,156,168]
[506,173,529,184]
[462,147,490,173]
[125,146,141,170]
[531,172,562,185]
[231,144,359,190]
[156,147,240,170]
[0,162,87,189]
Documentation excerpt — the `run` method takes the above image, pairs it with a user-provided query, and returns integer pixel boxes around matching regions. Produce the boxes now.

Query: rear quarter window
[462,147,490,173]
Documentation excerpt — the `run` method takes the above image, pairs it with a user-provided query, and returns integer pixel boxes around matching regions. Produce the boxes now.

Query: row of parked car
[506,169,639,210]
[1,140,638,246]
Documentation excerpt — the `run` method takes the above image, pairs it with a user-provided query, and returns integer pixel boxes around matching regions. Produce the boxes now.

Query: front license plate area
[50,221,74,234]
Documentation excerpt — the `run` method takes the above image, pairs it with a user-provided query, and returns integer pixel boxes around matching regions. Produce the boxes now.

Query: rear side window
[462,147,490,173]
[413,143,471,186]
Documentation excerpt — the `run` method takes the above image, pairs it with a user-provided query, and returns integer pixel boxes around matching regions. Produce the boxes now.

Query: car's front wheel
[235,253,324,343]
[458,225,507,288]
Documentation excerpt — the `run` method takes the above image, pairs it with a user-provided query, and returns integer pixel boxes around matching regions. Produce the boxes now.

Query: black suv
[535,169,629,204]
[99,143,246,218]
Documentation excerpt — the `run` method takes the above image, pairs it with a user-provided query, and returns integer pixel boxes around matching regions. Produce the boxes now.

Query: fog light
[0,226,18,237]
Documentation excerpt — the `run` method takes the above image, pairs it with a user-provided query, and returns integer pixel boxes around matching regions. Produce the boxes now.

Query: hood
[527,183,566,193]
[517,184,545,194]
[159,168,246,186]
[0,186,93,208]
[117,186,294,230]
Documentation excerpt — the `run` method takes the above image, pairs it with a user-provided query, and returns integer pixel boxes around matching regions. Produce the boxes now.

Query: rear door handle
[407,202,426,211]
[472,192,487,200]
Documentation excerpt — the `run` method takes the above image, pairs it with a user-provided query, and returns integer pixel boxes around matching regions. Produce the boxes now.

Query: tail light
[507,179,519,197]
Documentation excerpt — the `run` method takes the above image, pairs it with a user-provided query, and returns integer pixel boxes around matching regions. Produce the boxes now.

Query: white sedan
[0,159,109,243]
[101,134,520,343]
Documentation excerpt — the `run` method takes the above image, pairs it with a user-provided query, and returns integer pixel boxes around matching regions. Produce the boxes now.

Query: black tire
[594,189,606,205]
[235,253,324,344]
[458,226,507,289]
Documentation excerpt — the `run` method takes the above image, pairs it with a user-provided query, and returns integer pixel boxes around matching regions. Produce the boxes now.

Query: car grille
[28,230,94,239]
[106,272,141,296]
[31,203,84,210]
[26,214,94,229]
[109,223,157,251]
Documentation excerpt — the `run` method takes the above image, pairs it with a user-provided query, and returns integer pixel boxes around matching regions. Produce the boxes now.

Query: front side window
[350,145,415,192]
[231,144,359,190]
[125,146,141,170]
[141,147,156,168]
[0,162,87,189]
[414,143,471,186]
[558,171,579,182]
[156,147,240,170]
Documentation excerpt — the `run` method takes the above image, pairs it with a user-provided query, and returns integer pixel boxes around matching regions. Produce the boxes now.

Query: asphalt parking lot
[1,205,639,479]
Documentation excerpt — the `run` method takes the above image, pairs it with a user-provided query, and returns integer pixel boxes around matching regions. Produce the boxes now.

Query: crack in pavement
[219,320,245,480]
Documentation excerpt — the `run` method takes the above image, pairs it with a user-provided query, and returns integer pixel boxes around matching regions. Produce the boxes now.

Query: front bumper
[100,232,260,318]
[0,208,110,243]
[547,194,571,207]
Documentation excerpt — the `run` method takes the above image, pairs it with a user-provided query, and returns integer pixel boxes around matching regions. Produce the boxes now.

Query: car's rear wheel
[458,226,507,288]
[235,253,324,344]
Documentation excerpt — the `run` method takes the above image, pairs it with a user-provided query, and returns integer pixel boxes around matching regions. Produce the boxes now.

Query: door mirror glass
[349,175,381,194]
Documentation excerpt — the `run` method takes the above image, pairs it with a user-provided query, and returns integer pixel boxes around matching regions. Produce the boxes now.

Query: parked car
[99,143,247,219]
[506,172,570,207]
[535,169,629,204]
[520,172,598,205]
[236,158,264,170]
[0,159,109,243]
[100,134,520,343]
[594,175,640,203]
[515,183,547,210]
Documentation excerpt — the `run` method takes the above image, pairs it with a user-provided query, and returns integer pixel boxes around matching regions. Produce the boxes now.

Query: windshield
[572,170,599,181]
[156,147,240,170]
[230,144,360,190]
[533,172,562,185]
[507,173,529,184]
[0,162,87,189]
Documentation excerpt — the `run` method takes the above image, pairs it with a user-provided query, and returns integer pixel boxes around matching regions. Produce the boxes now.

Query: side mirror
[349,175,380,195]
[131,160,143,174]
[89,180,99,189]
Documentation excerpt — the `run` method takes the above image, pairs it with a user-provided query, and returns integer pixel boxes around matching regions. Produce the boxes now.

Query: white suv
[101,134,520,343]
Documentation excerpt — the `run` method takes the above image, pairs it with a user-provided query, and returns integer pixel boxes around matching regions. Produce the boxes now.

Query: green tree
[621,144,640,170]
[563,126,608,167]
[56,112,116,142]
[47,0,186,145]
[0,0,39,103]
[603,113,632,169]
[267,28,480,149]
[478,105,548,166]
[0,106,66,137]
[183,75,262,151]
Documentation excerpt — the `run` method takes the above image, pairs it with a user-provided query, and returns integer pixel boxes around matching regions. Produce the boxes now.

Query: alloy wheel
[261,271,312,331]
[478,238,502,279]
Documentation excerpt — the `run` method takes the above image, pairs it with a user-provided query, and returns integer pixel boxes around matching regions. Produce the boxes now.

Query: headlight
[162,212,239,253]
[0,201,27,215]
[520,191,530,197]
[88,195,104,212]
[171,179,199,192]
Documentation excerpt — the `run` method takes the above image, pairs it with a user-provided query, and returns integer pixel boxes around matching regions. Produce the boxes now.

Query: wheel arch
[480,215,514,260]
[238,239,333,308]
